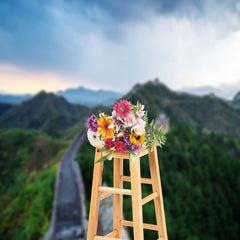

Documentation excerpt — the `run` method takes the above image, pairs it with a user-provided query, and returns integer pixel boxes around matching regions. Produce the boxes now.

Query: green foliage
[145,119,166,154]
[76,123,240,240]
[0,91,89,138]
[125,81,240,139]
[0,128,68,240]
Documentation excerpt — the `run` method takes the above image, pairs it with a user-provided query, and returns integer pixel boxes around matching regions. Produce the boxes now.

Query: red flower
[115,141,125,152]
[105,138,115,148]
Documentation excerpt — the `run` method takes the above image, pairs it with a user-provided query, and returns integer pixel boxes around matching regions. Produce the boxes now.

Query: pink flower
[113,100,132,119]
[125,112,137,127]
[137,118,146,127]
[136,110,145,117]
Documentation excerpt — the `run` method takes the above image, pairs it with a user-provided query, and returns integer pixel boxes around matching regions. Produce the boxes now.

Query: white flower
[99,112,105,118]
[87,129,103,146]
[131,125,145,135]
[108,110,124,132]
[137,118,146,127]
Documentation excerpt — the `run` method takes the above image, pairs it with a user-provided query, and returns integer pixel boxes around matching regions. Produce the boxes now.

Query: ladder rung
[120,175,152,184]
[94,236,127,240]
[104,229,118,237]
[99,186,132,195]
[142,192,159,205]
[100,192,112,200]
[120,219,158,231]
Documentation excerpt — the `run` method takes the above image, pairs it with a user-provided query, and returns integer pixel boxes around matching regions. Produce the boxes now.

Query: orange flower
[97,115,115,139]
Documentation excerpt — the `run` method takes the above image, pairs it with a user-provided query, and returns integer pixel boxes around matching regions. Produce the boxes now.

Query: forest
[76,123,240,240]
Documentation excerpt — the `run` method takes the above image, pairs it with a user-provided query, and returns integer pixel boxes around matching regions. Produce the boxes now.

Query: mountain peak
[57,86,122,106]
[129,78,171,96]
[0,92,88,136]
[34,90,55,99]
[232,91,240,108]
[233,91,240,101]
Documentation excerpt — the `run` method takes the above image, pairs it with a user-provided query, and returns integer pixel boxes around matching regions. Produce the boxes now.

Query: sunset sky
[0,0,240,96]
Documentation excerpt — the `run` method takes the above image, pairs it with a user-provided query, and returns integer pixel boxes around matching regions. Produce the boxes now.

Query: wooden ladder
[87,145,168,240]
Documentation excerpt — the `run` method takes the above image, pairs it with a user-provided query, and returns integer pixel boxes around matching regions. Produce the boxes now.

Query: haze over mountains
[0,87,122,107]
[0,79,240,139]
[0,83,239,107]
[57,86,122,106]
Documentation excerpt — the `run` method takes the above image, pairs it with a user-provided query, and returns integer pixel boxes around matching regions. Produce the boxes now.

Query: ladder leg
[130,157,144,240]
[149,146,168,240]
[87,149,104,240]
[113,158,123,238]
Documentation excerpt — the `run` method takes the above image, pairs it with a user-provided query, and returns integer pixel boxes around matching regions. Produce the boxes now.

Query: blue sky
[0,0,240,97]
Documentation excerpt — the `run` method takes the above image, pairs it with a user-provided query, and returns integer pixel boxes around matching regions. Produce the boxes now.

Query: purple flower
[88,115,99,132]
[132,144,141,153]
[125,135,131,146]
[124,145,130,152]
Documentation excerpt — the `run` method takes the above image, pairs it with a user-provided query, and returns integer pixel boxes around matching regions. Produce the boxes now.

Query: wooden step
[94,236,127,240]
[120,175,153,184]
[142,192,159,205]
[120,219,158,231]
[99,186,132,195]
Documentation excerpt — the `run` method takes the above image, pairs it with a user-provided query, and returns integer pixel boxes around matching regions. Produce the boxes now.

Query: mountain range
[0,91,89,138]
[125,78,240,139]
[1,84,240,108]
[57,86,122,106]
[0,79,240,140]
[0,93,32,104]
[0,79,240,240]
[182,85,237,100]
[0,87,122,107]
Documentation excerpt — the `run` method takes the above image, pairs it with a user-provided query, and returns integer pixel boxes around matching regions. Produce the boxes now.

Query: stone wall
[43,129,87,240]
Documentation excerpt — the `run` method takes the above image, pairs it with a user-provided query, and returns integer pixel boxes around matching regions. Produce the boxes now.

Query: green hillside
[76,80,240,239]
[0,129,68,240]
[76,123,240,240]
[0,103,13,116]
[0,91,89,138]
[126,79,240,139]
[232,91,240,109]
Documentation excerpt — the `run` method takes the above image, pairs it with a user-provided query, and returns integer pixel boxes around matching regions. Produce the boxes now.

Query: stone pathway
[54,131,87,240]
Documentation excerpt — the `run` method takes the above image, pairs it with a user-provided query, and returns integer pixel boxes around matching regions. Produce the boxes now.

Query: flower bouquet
[87,100,166,163]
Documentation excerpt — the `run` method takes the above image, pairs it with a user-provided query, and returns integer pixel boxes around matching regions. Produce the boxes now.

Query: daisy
[87,129,103,146]
[129,132,146,145]
[97,115,116,139]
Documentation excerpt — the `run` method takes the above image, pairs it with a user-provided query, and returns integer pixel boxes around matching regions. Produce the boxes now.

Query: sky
[0,0,240,97]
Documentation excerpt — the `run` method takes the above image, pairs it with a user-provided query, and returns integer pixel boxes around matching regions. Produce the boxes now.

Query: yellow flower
[97,115,115,139]
[129,132,146,145]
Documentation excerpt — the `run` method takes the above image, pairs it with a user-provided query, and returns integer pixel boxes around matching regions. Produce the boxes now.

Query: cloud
[0,0,240,95]
[0,63,89,94]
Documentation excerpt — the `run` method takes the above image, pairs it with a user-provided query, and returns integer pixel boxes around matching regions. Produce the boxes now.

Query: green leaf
[129,151,138,163]
[106,152,113,161]
[99,145,110,152]
[143,111,149,131]
[95,153,113,163]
